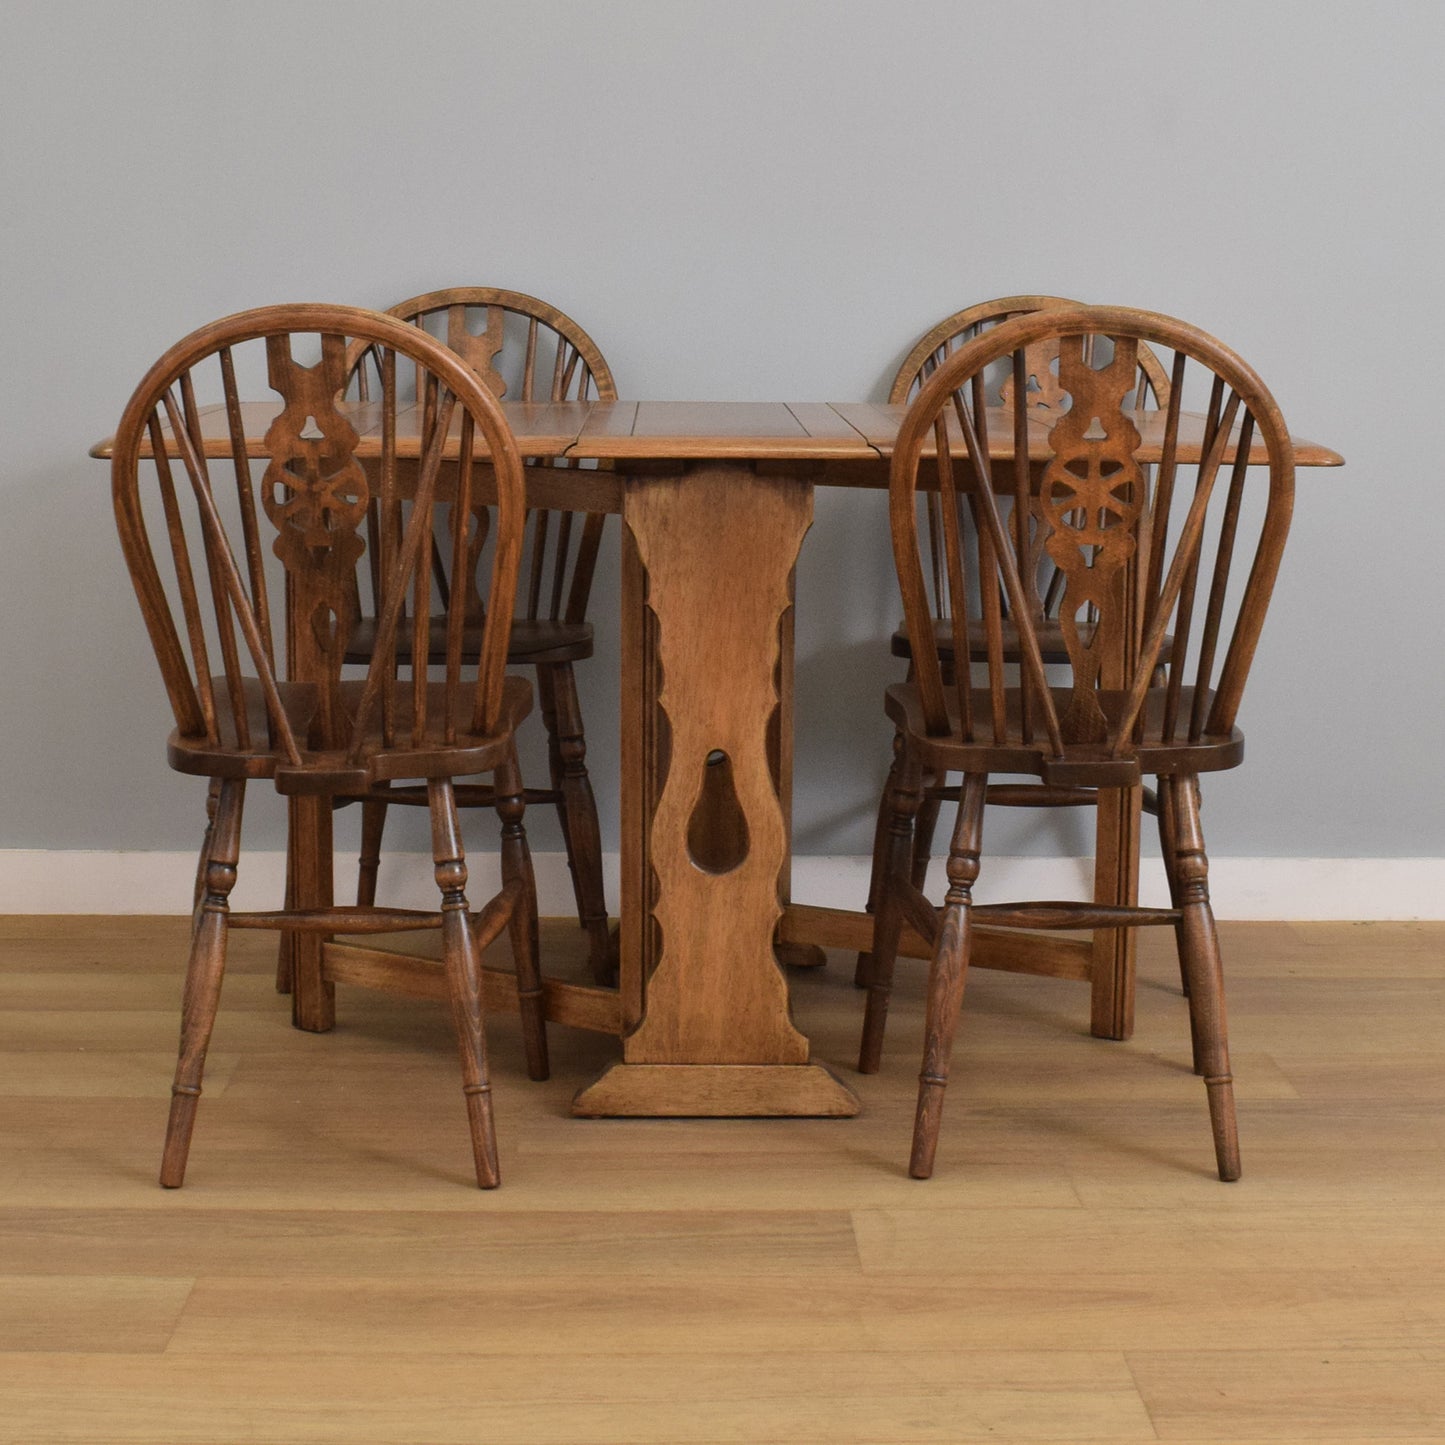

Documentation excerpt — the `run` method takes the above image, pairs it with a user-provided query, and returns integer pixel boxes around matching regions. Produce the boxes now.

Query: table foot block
[572,1062,860,1117]
[774,939,828,969]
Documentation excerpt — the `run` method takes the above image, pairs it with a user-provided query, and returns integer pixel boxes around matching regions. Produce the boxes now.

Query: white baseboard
[790,855,1445,921]
[0,850,1441,920]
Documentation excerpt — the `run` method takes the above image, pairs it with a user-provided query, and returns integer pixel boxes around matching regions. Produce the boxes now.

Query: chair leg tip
[908,1132,939,1179]
[857,1033,884,1073]
[523,1029,550,1082]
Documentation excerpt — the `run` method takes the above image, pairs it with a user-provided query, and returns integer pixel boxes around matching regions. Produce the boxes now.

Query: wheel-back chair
[110,303,548,1189]
[345,288,617,979]
[861,305,1296,1181]
[860,296,1178,1001]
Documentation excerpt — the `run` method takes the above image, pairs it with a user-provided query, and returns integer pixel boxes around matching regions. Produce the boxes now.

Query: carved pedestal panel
[573,465,858,1117]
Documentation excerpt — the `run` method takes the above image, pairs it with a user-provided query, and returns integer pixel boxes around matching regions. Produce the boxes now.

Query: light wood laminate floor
[1,915,1442,1443]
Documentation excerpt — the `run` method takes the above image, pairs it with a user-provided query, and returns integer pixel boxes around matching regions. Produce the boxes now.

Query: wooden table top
[91,398,1344,469]
[828,402,1342,468]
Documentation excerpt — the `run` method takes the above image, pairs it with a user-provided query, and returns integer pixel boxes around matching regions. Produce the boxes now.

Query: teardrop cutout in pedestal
[686,749,749,875]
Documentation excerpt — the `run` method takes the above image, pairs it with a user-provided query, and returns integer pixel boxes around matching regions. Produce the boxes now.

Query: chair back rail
[889,306,1294,765]
[892,294,1175,407]
[111,304,527,777]
[350,287,616,631]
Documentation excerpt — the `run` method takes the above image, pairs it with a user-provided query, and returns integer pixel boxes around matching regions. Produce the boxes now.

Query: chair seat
[167,673,534,789]
[884,679,1243,785]
[346,617,594,668]
[893,617,1184,665]
[891,617,1085,665]
[507,618,594,662]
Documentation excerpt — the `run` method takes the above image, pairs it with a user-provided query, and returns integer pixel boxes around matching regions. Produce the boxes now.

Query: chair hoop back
[894,295,1070,401]
[892,295,1175,411]
[349,287,615,629]
[111,303,529,778]
[889,305,1295,765]
[894,297,1176,630]
[383,287,616,404]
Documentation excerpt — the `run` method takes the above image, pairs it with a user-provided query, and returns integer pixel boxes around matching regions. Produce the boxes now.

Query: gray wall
[1,0,1439,861]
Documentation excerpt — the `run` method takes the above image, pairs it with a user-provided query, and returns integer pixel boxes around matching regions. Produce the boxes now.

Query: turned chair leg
[539,662,611,982]
[1159,778,1201,1069]
[912,658,953,892]
[910,772,987,1180]
[191,778,222,914]
[161,779,245,1188]
[427,778,500,1189]
[1156,776,1190,1000]
[496,742,549,1082]
[536,661,568,837]
[1168,773,1241,1182]
[356,787,390,908]
[856,733,905,990]
[909,776,943,892]
[858,744,924,1073]
[275,802,298,996]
